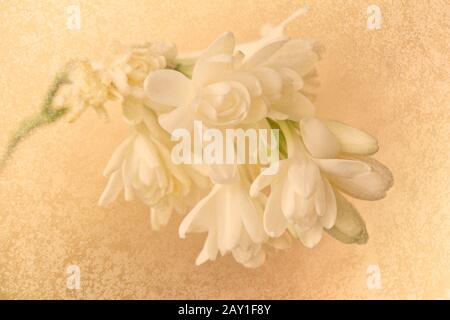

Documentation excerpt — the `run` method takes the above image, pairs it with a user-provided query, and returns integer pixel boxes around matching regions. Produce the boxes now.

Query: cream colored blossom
[99,109,209,230]
[55,41,177,123]
[250,119,393,248]
[5,6,395,269]
[100,41,177,99]
[99,41,178,125]
[179,168,267,267]
[300,118,392,200]
[53,60,121,122]
[179,165,296,268]
[144,31,318,134]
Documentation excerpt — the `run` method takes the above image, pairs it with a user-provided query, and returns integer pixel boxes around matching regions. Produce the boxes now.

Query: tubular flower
[251,119,393,248]
[99,109,209,230]
[144,31,319,133]
[53,60,121,121]
[179,168,267,267]
[11,7,394,268]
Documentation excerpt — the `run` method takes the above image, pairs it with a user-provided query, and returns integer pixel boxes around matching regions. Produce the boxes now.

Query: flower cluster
[56,9,393,267]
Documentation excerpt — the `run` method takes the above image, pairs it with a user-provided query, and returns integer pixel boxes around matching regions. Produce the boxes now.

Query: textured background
[0,0,449,299]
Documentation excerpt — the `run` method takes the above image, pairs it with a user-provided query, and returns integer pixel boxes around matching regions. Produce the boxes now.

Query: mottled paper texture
[0,0,449,299]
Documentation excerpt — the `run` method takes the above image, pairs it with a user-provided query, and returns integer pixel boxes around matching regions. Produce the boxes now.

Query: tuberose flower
[7,6,395,269]
[53,60,121,121]
[99,41,178,125]
[53,41,177,123]
[250,118,393,248]
[144,30,318,133]
[100,41,177,99]
[99,109,209,230]
[179,168,267,267]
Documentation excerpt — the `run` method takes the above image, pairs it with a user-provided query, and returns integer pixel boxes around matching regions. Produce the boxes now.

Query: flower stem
[0,71,70,170]
[174,62,194,78]
[266,118,288,159]
[277,120,298,158]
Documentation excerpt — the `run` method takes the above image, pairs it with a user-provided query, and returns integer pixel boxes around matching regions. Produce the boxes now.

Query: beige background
[0,0,449,299]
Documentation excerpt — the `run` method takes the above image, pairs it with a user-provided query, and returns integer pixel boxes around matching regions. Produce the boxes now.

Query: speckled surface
[0,0,449,299]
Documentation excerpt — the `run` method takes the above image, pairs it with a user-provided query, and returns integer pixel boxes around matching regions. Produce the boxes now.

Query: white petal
[278,67,304,91]
[135,134,161,169]
[196,228,218,265]
[193,55,233,87]
[264,181,288,237]
[331,157,394,200]
[300,117,340,158]
[273,91,315,120]
[235,7,308,60]
[201,32,235,60]
[179,185,220,237]
[281,178,296,218]
[316,158,371,178]
[123,184,135,202]
[144,69,193,108]
[294,196,317,227]
[267,109,290,120]
[268,232,292,250]
[216,185,243,251]
[297,222,323,248]
[243,96,268,123]
[242,38,289,69]
[150,204,172,231]
[121,155,137,202]
[141,108,171,143]
[103,137,133,177]
[121,140,140,185]
[249,165,280,196]
[122,97,143,125]
[231,238,265,268]
[98,171,123,206]
[241,250,266,268]
[236,193,265,243]
[207,164,238,185]
[314,178,326,216]
[268,39,319,76]
[229,72,262,96]
[138,163,152,185]
[158,105,195,134]
[253,67,283,97]
[288,159,320,198]
[325,120,379,155]
[319,179,337,229]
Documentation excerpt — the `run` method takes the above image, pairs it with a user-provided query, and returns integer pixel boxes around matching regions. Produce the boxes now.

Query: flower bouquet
[2,8,393,267]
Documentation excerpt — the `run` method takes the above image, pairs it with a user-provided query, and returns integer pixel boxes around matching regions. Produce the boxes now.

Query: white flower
[30,6,395,268]
[145,33,256,132]
[53,41,177,123]
[250,155,337,248]
[97,41,178,126]
[98,109,209,230]
[53,60,121,121]
[179,169,267,267]
[100,41,177,99]
[144,30,318,133]
[231,227,293,268]
[250,118,393,248]
[299,118,393,201]
[236,35,320,121]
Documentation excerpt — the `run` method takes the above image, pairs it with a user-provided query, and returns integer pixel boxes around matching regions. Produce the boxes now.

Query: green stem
[266,118,288,159]
[278,120,298,158]
[0,71,70,170]
[174,62,194,78]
